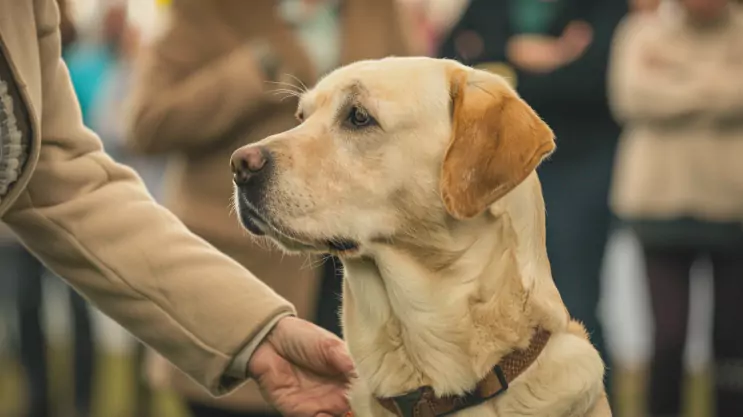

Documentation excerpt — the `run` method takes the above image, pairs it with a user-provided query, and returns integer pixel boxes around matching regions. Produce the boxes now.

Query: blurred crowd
[0,0,742,417]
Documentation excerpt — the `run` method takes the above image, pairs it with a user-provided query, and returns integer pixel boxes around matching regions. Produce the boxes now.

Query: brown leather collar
[377,327,551,417]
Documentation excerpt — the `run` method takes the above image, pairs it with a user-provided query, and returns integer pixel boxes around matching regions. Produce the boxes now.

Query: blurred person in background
[0,1,96,416]
[609,0,743,415]
[394,0,462,55]
[0,230,69,417]
[89,3,167,200]
[397,0,469,55]
[437,0,628,398]
[64,0,119,128]
[125,1,417,416]
[83,4,168,417]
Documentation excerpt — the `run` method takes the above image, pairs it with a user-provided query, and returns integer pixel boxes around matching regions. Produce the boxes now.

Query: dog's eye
[348,106,374,127]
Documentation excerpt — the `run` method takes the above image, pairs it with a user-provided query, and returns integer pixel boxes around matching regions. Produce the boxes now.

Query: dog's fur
[233,57,610,416]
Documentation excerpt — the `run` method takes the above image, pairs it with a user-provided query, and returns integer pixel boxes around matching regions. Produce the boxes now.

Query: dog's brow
[343,80,367,98]
[335,80,369,112]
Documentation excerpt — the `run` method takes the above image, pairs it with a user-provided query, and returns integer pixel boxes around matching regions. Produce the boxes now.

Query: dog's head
[231,57,554,257]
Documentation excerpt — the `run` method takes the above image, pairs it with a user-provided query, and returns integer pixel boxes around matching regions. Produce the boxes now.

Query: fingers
[557,22,593,64]
[303,380,351,417]
[316,413,351,417]
[564,20,593,38]
[314,400,351,417]
[315,412,347,417]
[326,340,357,379]
[271,317,357,378]
[562,20,593,51]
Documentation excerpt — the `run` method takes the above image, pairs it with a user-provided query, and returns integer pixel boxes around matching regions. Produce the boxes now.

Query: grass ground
[0,345,712,417]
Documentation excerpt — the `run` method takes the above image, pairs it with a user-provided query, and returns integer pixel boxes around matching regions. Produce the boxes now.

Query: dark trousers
[643,245,743,417]
[537,138,616,396]
[1,244,95,417]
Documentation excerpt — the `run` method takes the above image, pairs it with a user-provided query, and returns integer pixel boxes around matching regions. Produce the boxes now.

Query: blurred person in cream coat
[610,0,743,415]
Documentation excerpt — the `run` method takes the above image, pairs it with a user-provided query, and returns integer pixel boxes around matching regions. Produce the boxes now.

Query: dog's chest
[340,258,607,417]
[341,261,425,396]
[341,258,480,398]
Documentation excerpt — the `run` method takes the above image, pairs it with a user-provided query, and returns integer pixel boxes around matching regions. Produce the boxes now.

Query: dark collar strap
[377,327,551,417]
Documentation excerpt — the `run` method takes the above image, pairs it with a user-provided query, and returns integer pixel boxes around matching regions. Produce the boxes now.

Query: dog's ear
[440,69,555,220]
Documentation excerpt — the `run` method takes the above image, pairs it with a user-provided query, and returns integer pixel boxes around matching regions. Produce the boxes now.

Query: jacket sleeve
[125,15,275,155]
[607,15,707,124]
[4,0,295,396]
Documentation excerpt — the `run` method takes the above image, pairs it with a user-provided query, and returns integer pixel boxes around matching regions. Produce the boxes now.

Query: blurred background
[1,0,742,416]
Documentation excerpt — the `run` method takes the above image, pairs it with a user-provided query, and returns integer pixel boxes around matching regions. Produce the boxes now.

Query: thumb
[269,317,357,377]
[302,336,356,379]
[325,341,357,379]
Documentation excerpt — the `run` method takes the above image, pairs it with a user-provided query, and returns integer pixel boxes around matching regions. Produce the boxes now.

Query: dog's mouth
[325,238,359,253]
[238,198,360,256]
[239,204,269,237]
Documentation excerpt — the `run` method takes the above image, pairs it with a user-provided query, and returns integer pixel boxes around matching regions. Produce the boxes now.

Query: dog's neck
[340,174,568,399]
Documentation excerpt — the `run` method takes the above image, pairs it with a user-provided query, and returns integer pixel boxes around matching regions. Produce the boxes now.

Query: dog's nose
[230,146,268,185]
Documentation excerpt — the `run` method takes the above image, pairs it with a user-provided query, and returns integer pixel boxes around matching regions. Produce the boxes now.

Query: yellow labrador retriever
[231,57,610,417]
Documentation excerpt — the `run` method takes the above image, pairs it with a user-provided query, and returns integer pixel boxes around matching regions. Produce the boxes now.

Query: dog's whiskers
[284,73,309,94]
[269,88,302,97]
[227,196,238,216]
[301,253,327,271]
[264,79,304,93]
[269,88,304,103]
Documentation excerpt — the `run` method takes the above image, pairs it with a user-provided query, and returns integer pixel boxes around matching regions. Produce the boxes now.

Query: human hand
[248,317,356,417]
[507,20,593,73]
